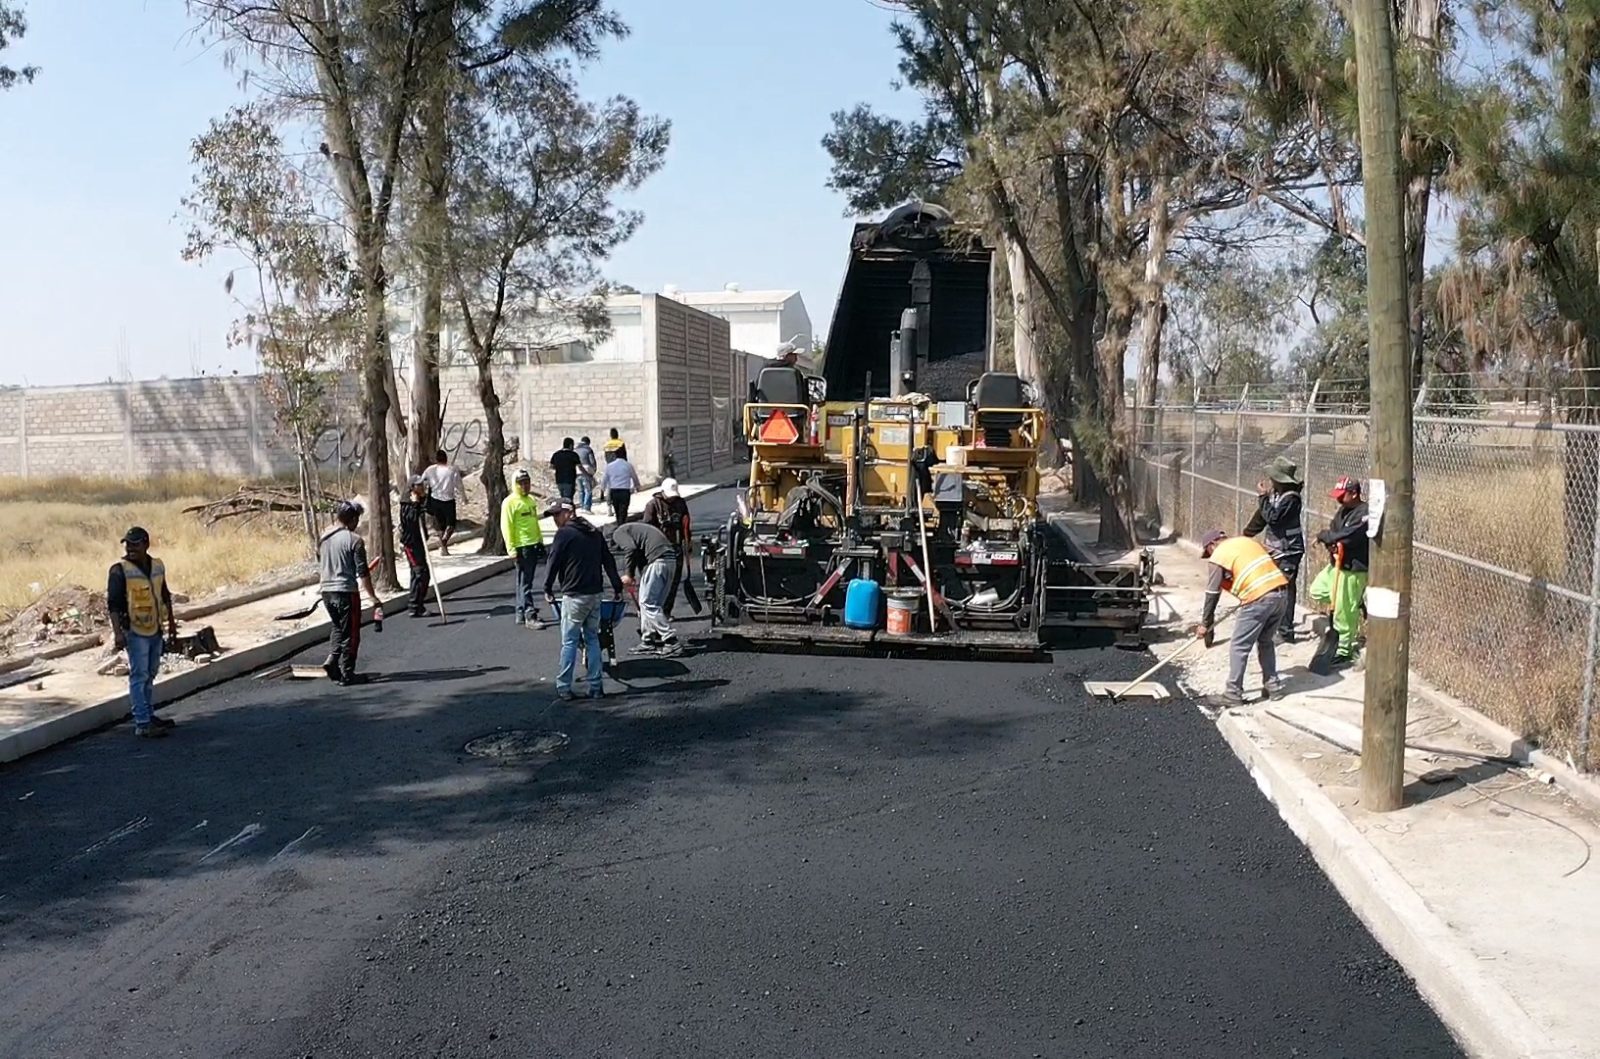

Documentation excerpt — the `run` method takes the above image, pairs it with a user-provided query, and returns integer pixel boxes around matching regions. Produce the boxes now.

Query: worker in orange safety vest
[1195,529,1290,707]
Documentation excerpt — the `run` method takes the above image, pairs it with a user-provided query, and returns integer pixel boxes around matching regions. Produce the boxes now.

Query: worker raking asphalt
[0,488,1458,1058]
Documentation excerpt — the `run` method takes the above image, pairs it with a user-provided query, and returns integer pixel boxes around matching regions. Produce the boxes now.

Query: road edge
[1216,708,1566,1059]
[0,556,512,765]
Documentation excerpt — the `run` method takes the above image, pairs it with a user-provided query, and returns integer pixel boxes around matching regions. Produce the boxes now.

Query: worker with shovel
[1241,455,1305,643]
[1310,475,1370,666]
[1196,529,1290,707]
[399,475,432,618]
[107,526,179,739]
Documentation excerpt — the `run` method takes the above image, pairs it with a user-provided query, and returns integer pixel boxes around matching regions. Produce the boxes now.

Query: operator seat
[753,366,809,438]
[970,372,1028,448]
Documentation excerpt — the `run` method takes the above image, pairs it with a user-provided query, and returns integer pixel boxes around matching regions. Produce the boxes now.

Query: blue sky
[0,0,919,386]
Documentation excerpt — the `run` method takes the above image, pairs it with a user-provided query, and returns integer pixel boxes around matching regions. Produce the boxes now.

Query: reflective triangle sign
[759,412,800,444]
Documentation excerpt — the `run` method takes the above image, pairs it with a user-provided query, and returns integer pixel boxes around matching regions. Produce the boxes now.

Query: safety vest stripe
[1233,552,1285,602]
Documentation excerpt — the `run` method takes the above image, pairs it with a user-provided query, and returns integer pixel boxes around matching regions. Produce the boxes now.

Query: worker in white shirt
[421,448,465,555]
[601,451,642,523]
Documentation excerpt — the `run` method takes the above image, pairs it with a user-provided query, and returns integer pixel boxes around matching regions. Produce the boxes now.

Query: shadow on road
[0,652,1016,949]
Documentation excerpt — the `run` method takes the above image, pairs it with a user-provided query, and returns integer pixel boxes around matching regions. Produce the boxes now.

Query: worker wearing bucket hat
[1242,455,1305,643]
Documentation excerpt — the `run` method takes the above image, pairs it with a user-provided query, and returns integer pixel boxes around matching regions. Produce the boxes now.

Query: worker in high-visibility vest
[107,526,179,739]
[1196,529,1290,706]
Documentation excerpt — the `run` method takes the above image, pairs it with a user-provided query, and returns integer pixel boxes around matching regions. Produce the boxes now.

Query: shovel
[1086,606,1237,702]
[1308,544,1345,676]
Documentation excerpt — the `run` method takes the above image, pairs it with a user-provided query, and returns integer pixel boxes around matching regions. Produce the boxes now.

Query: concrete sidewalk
[0,480,724,765]
[1144,527,1600,1059]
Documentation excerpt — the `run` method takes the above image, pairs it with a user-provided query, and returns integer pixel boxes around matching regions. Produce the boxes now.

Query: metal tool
[1087,607,1237,701]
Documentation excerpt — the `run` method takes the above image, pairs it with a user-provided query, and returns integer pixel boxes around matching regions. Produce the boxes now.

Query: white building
[396,285,812,369]
[564,285,812,365]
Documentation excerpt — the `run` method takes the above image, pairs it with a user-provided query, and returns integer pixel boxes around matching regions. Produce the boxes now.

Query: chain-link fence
[1132,384,1600,772]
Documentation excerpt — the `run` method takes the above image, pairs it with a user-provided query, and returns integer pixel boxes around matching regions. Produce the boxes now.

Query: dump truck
[700,203,1153,651]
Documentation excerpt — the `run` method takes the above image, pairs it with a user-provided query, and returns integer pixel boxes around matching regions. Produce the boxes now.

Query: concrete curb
[0,556,512,766]
[1165,532,1600,809]
[1216,709,1570,1059]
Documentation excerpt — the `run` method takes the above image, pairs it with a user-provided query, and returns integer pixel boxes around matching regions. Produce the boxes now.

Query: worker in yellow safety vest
[1196,529,1290,707]
[107,526,179,739]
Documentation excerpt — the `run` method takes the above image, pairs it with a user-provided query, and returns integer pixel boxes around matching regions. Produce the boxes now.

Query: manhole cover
[464,730,570,761]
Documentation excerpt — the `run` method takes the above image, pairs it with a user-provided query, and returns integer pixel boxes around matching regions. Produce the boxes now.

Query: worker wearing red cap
[1310,475,1369,665]
[1196,529,1290,706]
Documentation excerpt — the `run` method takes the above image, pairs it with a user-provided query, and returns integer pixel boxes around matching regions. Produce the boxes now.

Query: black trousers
[610,488,632,523]
[404,545,430,614]
[322,590,361,678]
[1275,555,1301,636]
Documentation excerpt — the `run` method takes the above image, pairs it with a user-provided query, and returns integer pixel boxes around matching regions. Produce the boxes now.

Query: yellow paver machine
[700,203,1153,652]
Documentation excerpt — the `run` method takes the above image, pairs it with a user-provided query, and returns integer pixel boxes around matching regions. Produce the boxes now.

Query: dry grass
[2,474,310,621]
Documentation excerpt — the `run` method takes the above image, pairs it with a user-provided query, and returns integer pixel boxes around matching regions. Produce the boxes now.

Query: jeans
[609,488,632,523]
[577,476,593,511]
[405,545,430,614]
[638,557,676,643]
[557,479,576,502]
[322,590,361,679]
[125,631,164,727]
[558,593,604,695]
[514,546,542,618]
[1228,588,1285,695]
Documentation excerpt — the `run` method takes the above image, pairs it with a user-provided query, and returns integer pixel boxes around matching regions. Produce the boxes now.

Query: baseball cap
[121,526,150,545]
[409,474,428,489]
[514,468,532,481]
[541,499,576,519]
[660,478,679,498]
[1330,475,1361,499]
[1201,529,1226,553]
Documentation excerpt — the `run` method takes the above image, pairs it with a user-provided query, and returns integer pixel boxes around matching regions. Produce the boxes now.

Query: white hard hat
[661,478,679,497]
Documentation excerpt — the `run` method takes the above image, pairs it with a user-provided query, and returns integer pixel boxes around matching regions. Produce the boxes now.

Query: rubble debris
[1,584,109,652]
[183,485,341,526]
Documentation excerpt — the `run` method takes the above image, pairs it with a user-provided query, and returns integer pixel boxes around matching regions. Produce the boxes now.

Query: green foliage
[1170,253,1297,389]
[0,0,37,90]
[822,105,962,213]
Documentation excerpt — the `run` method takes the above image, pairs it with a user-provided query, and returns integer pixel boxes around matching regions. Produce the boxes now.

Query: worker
[318,500,383,686]
[603,427,628,462]
[606,519,681,657]
[399,475,432,618]
[641,477,692,618]
[601,448,642,523]
[549,437,582,503]
[501,468,547,628]
[575,436,598,512]
[1310,475,1370,665]
[542,500,623,701]
[422,448,465,555]
[107,526,179,739]
[1195,529,1290,707]
[1241,455,1305,643]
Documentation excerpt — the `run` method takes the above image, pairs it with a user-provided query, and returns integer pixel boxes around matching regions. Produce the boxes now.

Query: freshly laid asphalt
[0,488,1460,1058]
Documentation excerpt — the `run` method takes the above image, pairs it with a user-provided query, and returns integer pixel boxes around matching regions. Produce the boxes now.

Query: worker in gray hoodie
[574,436,598,512]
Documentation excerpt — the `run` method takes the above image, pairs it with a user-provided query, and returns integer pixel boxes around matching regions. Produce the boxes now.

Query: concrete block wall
[0,315,737,484]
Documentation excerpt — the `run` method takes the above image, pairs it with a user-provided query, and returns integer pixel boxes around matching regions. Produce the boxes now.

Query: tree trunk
[409,6,452,476]
[1003,233,1039,383]
[475,351,509,557]
[1402,0,1441,387]
[1094,301,1137,551]
[361,284,401,591]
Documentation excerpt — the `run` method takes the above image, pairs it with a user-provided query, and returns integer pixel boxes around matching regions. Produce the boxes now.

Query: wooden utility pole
[1352,0,1416,811]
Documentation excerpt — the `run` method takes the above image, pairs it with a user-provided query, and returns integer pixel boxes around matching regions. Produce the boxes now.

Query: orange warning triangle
[759,411,800,444]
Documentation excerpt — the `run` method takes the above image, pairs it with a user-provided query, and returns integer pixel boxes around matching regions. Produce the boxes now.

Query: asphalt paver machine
[701,203,1152,651]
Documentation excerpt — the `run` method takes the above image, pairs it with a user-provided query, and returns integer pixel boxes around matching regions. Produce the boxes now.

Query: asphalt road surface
[0,488,1460,1058]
